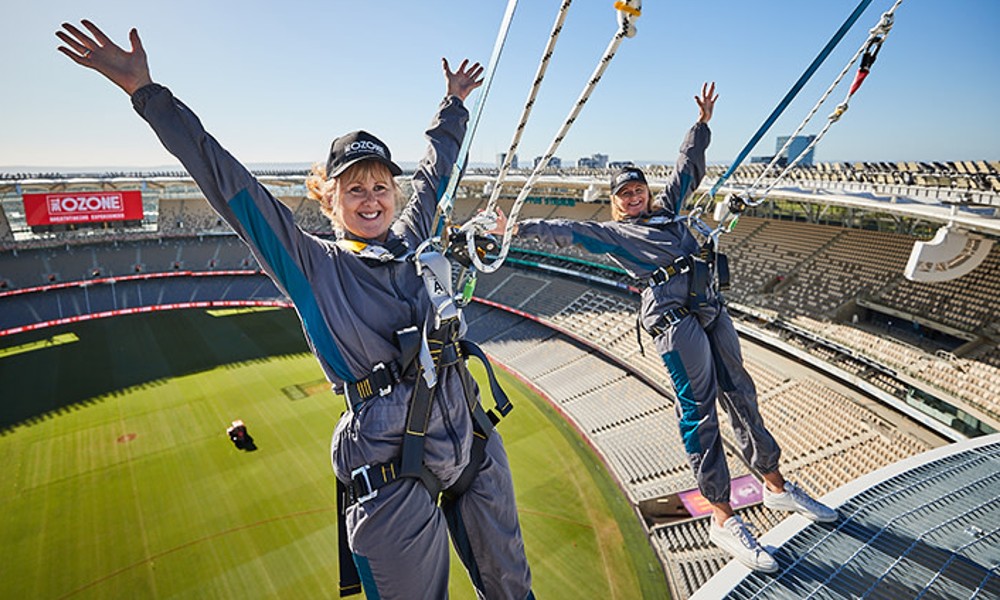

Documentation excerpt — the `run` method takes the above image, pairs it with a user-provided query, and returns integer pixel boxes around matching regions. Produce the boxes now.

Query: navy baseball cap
[326,130,403,179]
[610,166,647,195]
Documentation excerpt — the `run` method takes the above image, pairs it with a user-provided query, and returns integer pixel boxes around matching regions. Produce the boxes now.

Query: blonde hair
[609,184,656,221]
[305,160,405,231]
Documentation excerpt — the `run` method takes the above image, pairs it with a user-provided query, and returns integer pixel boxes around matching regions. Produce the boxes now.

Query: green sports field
[0,309,668,599]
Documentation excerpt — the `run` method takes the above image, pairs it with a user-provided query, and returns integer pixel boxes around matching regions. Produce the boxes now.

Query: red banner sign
[22,190,144,225]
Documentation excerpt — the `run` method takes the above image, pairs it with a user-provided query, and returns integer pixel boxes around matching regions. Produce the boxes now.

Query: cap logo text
[346,140,387,159]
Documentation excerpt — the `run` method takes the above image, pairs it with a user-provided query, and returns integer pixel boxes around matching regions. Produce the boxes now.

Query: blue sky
[2,1,998,169]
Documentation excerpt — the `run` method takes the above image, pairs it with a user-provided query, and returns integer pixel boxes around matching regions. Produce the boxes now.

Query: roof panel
[693,435,1000,599]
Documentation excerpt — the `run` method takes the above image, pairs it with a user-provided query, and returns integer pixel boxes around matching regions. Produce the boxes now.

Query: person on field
[227,420,255,451]
[57,20,534,599]
[499,83,838,573]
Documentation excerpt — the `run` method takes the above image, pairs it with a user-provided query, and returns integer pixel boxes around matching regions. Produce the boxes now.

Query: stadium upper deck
[2,160,998,246]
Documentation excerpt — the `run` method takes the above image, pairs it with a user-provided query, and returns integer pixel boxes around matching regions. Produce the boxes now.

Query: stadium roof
[4,171,1000,238]
[692,433,1000,599]
[459,174,1000,239]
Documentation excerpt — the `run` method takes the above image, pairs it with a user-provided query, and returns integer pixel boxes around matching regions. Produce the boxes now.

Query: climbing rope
[463,0,642,274]
[696,0,877,213]
[486,0,575,211]
[431,0,518,239]
[701,0,903,243]
[746,0,903,200]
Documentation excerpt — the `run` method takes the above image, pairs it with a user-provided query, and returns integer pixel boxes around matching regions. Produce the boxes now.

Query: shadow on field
[0,308,309,433]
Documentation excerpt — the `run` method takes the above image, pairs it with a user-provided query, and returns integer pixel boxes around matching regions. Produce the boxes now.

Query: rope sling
[744,0,903,202]
[486,0,575,213]
[459,0,642,274]
[698,0,905,244]
[704,0,877,203]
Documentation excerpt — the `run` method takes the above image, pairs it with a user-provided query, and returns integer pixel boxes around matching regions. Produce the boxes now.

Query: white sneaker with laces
[708,515,778,573]
[763,481,839,522]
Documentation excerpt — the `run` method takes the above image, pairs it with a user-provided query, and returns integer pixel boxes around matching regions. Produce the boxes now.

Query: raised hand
[485,207,510,236]
[442,58,485,102]
[56,20,153,95]
[696,82,719,124]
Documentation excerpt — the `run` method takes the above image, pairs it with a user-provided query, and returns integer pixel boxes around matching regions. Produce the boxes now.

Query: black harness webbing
[460,340,513,420]
[399,320,461,478]
[646,255,692,287]
[335,481,361,597]
[336,325,513,597]
[636,242,730,356]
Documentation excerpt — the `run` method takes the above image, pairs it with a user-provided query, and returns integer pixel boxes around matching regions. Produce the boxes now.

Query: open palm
[56,20,153,95]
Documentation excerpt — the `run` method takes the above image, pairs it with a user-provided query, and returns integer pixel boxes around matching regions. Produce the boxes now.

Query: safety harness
[634,215,731,354]
[333,235,513,597]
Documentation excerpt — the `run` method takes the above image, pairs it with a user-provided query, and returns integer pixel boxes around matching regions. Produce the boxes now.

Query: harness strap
[335,236,410,266]
[336,477,362,597]
[646,243,720,285]
[398,320,460,479]
[345,362,399,410]
[343,327,423,412]
[343,457,443,507]
[336,458,443,597]
[637,305,692,356]
[442,429,490,503]
[336,333,513,596]
[652,306,692,336]
[647,255,692,287]
[460,340,514,419]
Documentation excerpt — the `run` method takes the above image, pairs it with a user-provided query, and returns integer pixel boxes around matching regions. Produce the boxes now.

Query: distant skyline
[2,1,998,170]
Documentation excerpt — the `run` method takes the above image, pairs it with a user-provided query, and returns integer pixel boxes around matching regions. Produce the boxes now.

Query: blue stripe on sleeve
[676,172,692,214]
[571,232,658,273]
[662,350,703,454]
[228,189,354,382]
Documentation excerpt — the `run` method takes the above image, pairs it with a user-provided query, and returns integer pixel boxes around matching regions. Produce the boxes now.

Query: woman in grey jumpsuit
[503,84,838,573]
[57,20,533,599]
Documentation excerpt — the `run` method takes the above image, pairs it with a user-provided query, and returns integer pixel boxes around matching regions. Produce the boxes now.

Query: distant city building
[577,153,608,169]
[608,160,635,170]
[776,135,816,167]
[535,156,561,169]
[497,152,518,170]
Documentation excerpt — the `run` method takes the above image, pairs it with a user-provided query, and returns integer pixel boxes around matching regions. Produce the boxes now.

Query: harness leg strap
[336,478,363,597]
[399,379,434,479]
[460,340,513,418]
[442,429,489,502]
[397,325,440,479]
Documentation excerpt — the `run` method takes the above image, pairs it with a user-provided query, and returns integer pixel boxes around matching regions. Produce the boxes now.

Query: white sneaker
[764,481,839,523]
[708,515,778,573]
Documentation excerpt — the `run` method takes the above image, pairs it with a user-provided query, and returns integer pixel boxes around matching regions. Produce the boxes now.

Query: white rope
[485,0,574,211]
[466,0,642,273]
[707,0,904,242]
[745,0,904,203]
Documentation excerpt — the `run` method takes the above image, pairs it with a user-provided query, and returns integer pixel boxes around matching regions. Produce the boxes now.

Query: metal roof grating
[721,440,1000,599]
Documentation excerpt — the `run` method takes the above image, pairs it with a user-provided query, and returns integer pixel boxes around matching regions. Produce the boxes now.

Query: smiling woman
[52,17,542,599]
[506,82,840,573]
[305,153,405,239]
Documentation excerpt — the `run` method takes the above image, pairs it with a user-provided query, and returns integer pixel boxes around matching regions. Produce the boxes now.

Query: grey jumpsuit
[517,122,781,505]
[131,84,532,599]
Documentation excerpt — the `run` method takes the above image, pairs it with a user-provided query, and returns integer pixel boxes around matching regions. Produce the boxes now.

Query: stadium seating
[4,163,999,599]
